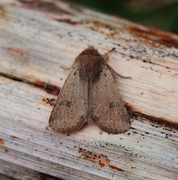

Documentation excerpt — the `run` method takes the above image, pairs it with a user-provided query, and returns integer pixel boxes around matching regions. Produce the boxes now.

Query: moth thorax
[79,56,104,82]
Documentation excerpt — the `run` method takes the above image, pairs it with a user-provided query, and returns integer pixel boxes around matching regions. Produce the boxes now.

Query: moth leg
[60,65,71,71]
[102,47,131,79]
[107,64,131,79]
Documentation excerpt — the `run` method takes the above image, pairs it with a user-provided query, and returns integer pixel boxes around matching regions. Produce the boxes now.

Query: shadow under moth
[49,46,131,134]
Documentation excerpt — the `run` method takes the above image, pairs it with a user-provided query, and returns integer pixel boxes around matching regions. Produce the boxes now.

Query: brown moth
[49,46,131,134]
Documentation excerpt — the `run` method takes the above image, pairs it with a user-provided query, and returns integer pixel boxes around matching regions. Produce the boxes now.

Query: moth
[49,46,131,134]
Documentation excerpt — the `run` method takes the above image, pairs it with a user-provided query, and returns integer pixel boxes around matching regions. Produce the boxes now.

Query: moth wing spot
[59,100,70,107]
[109,102,115,109]
[116,102,120,107]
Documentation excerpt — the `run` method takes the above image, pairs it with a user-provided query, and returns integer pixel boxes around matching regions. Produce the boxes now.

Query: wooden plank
[0,159,41,180]
[0,0,178,179]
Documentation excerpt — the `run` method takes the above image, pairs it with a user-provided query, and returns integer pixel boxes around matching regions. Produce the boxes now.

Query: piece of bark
[0,0,178,180]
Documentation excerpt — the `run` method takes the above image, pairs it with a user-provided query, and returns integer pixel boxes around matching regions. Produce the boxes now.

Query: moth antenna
[102,47,116,62]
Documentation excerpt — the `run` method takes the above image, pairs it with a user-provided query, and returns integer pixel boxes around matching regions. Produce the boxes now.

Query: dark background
[68,0,178,34]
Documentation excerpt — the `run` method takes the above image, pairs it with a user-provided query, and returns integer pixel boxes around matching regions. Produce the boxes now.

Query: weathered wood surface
[0,0,178,179]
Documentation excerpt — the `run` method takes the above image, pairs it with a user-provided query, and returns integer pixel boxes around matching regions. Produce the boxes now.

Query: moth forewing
[91,64,131,134]
[49,63,88,133]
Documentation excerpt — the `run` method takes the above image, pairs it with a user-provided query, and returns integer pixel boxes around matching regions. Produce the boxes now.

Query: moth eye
[59,100,70,107]
[109,102,115,109]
